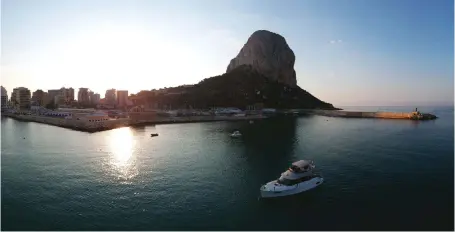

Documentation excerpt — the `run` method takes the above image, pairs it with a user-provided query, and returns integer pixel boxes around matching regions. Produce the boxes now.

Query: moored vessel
[231,130,242,138]
[260,160,323,198]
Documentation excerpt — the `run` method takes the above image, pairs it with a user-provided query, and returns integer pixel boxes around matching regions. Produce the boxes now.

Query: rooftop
[1,86,7,96]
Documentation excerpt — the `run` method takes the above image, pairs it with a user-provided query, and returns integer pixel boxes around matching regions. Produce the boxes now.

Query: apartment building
[78,88,90,105]
[1,86,8,109]
[12,87,31,109]
[116,90,128,108]
[92,93,100,104]
[105,89,116,106]
[32,89,48,106]
[47,89,61,105]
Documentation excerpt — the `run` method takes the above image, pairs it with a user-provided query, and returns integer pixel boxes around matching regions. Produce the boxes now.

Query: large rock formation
[148,65,337,110]
[138,29,338,110]
[226,30,297,87]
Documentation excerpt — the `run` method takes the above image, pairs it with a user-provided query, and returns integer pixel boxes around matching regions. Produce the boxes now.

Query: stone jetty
[307,109,437,120]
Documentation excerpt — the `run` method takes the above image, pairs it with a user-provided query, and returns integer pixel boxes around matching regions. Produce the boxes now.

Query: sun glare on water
[107,127,138,181]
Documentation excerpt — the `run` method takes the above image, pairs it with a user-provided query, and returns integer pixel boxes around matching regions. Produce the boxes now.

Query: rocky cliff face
[142,29,337,110]
[226,30,297,87]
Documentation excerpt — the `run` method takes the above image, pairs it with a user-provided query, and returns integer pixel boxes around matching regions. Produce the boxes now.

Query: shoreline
[2,108,437,133]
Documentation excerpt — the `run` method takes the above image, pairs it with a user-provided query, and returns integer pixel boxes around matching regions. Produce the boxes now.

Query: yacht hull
[260,177,323,198]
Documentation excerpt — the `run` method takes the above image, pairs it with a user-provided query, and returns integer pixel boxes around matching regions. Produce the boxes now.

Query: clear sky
[1,0,453,106]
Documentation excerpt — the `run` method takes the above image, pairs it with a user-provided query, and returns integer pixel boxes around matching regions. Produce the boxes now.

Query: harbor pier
[308,109,437,120]
[2,107,438,133]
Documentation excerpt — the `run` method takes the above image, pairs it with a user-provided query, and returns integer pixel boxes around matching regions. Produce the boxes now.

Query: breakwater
[309,110,438,120]
[3,109,437,133]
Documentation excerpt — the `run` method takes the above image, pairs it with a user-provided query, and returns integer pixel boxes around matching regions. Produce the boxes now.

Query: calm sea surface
[1,106,453,230]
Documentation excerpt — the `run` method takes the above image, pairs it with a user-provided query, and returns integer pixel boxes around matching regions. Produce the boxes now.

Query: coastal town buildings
[10,91,16,105]
[88,91,94,104]
[78,88,90,105]
[46,88,74,106]
[32,89,48,106]
[54,95,66,106]
[60,87,75,103]
[12,87,31,109]
[47,89,60,105]
[52,108,111,122]
[116,90,128,108]
[105,89,116,106]
[1,86,8,110]
[92,93,101,104]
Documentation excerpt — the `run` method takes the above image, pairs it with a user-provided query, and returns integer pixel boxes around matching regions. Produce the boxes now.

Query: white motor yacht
[260,160,323,198]
[231,131,242,138]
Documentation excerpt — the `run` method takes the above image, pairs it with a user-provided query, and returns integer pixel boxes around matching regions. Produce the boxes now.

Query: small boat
[230,131,242,138]
[249,120,254,124]
[151,133,159,137]
[259,160,323,198]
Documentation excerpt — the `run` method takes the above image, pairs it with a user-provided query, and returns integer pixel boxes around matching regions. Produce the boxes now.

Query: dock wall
[333,111,411,119]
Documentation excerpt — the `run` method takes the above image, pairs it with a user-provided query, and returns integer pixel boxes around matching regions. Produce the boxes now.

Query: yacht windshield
[277,175,315,186]
[277,177,293,186]
[290,165,300,172]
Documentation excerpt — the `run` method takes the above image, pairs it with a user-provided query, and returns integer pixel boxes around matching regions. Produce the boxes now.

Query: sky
[1,0,453,106]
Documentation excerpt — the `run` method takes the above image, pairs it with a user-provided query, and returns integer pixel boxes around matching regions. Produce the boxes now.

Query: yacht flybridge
[260,160,323,198]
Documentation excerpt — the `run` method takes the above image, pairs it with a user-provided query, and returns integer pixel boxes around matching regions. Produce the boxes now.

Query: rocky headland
[138,30,338,110]
[226,30,298,87]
